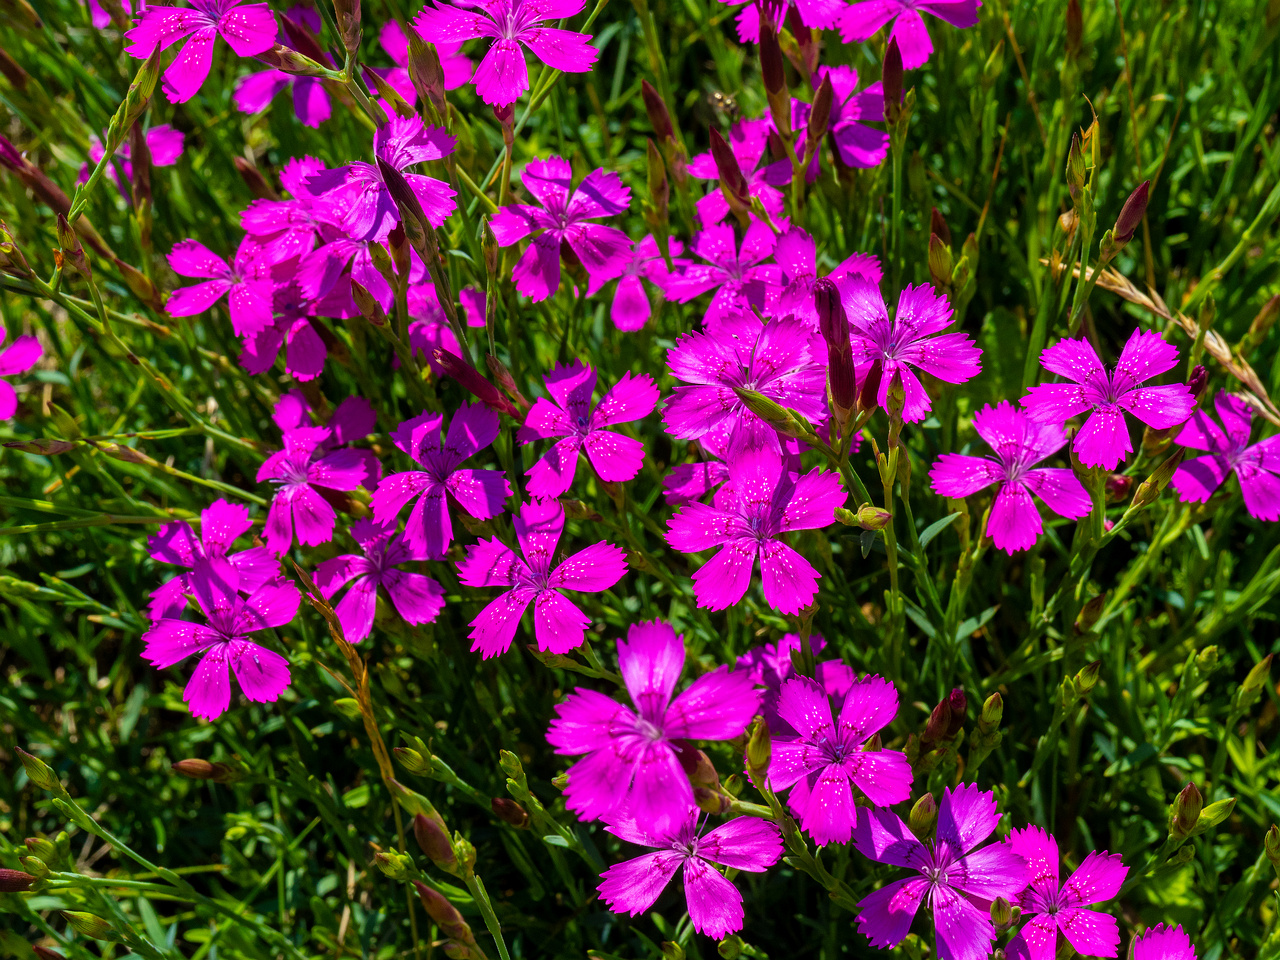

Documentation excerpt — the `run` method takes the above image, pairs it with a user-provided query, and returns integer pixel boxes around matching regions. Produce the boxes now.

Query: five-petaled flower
[1022,329,1196,470]
[314,518,447,643]
[307,116,457,242]
[853,783,1027,960]
[767,675,913,845]
[0,323,41,419]
[840,0,983,70]
[1170,390,1280,520]
[547,620,759,827]
[166,238,275,338]
[148,498,277,619]
[490,156,632,302]
[666,443,845,614]
[142,560,299,720]
[125,0,279,103]
[664,221,782,324]
[457,499,627,657]
[413,0,598,106]
[1130,924,1198,960]
[687,118,790,227]
[792,66,888,172]
[597,810,783,939]
[929,401,1091,553]
[839,278,982,424]
[1004,826,1128,960]
[371,404,512,559]
[517,360,659,497]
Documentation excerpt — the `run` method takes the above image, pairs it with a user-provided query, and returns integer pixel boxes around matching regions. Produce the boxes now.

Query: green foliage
[1,0,1280,958]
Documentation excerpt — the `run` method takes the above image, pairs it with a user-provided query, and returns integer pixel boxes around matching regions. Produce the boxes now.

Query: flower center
[633,717,664,741]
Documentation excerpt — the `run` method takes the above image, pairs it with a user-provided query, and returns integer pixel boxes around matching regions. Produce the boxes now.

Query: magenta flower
[688,118,790,226]
[1022,329,1196,470]
[413,0,598,107]
[257,398,375,555]
[314,518,446,643]
[1004,826,1127,960]
[547,620,760,825]
[490,156,632,302]
[737,633,857,731]
[929,401,1090,553]
[840,0,982,69]
[457,499,627,657]
[664,311,826,453]
[840,278,982,423]
[597,810,783,939]
[517,361,659,497]
[306,116,457,242]
[767,675,912,845]
[1131,925,1197,960]
[664,221,782,324]
[371,404,511,559]
[148,498,277,619]
[240,309,328,381]
[1171,391,1280,520]
[166,239,275,338]
[725,0,845,44]
[853,784,1027,960]
[233,7,332,126]
[80,125,186,200]
[87,0,133,29]
[611,235,685,332]
[125,0,278,103]
[141,560,299,720]
[666,444,844,614]
[380,20,473,91]
[770,227,881,326]
[793,66,888,172]
[0,324,41,419]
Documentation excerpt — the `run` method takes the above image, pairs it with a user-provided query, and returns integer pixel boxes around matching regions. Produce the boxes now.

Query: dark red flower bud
[1065,0,1082,58]
[0,869,36,892]
[930,207,951,247]
[1113,180,1150,245]
[490,798,530,828]
[413,813,456,867]
[709,127,750,208]
[1186,364,1209,402]
[855,359,883,418]
[233,156,279,201]
[945,687,967,736]
[641,80,674,143]
[433,349,518,417]
[815,278,856,416]
[1104,474,1133,502]
[805,74,833,160]
[882,38,904,110]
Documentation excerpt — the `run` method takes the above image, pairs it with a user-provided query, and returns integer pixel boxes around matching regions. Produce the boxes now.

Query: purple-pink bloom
[80,125,186,200]
[148,498,277,619]
[457,498,626,657]
[767,674,911,845]
[86,0,134,29]
[306,116,457,242]
[853,784,1028,960]
[517,361,659,497]
[770,227,881,326]
[737,633,856,730]
[141,560,299,720]
[490,156,632,302]
[125,0,278,103]
[1170,390,1280,520]
[663,310,826,452]
[371,404,511,559]
[257,396,375,555]
[611,235,685,332]
[687,118,790,226]
[233,7,332,126]
[314,518,446,643]
[1023,329,1196,470]
[597,810,783,939]
[840,0,983,69]
[380,19,473,91]
[166,238,275,338]
[547,620,759,825]
[793,66,888,171]
[1004,826,1127,960]
[666,444,844,614]
[1131,925,1197,960]
[240,310,328,381]
[412,0,598,106]
[839,278,982,423]
[725,0,845,44]
[664,220,782,324]
[0,324,41,419]
[929,401,1090,553]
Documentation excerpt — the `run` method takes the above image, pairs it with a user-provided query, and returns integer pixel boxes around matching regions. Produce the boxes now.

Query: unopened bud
[56,213,89,278]
[979,693,1003,730]
[1243,655,1273,696]
[490,798,530,828]
[25,837,57,866]
[407,34,447,120]
[481,218,500,276]
[1113,180,1150,245]
[413,813,457,871]
[434,349,518,417]
[661,942,686,960]
[990,897,1013,929]
[930,207,952,246]
[19,856,49,879]
[646,138,669,229]
[815,278,855,417]
[1186,365,1209,403]
[717,935,744,959]
[233,156,278,200]
[394,746,431,775]
[746,717,771,782]
[1193,797,1235,836]
[551,771,568,791]
[928,233,953,288]
[733,387,803,437]
[1238,293,1280,359]
[498,749,524,781]
[1065,0,1082,58]
[378,158,430,255]
[350,279,387,326]
[412,881,472,941]
[709,127,751,218]
[1105,474,1133,502]
[485,354,529,410]
[333,0,362,54]
[923,697,952,745]
[172,758,241,783]
[1170,783,1203,839]
[16,748,59,792]
[908,793,937,841]
[805,74,833,161]
[373,851,412,880]
[1075,596,1105,634]
[694,785,731,815]
[61,912,116,941]
[1265,825,1280,877]
[856,360,883,417]
[1131,448,1184,509]
[945,687,966,736]
[855,504,893,531]
[0,869,36,892]
[758,18,789,134]
[641,80,675,143]
[1066,132,1086,202]
[882,38,903,117]
[254,43,330,77]
[31,946,62,960]
[4,439,77,454]
[676,743,719,787]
